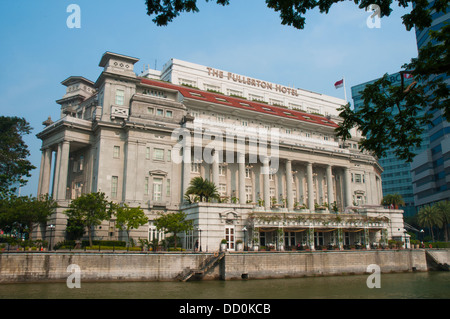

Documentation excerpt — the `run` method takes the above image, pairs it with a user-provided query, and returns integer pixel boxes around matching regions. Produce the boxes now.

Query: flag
[334,79,344,89]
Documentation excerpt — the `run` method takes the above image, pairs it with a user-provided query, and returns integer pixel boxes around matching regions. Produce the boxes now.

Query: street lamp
[243,226,247,251]
[196,226,202,252]
[48,224,55,251]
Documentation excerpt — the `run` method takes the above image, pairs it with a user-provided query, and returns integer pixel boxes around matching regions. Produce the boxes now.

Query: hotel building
[36,52,407,251]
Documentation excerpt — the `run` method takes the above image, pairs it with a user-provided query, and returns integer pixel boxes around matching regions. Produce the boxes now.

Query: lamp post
[48,224,55,251]
[196,226,202,252]
[243,226,247,251]
[420,229,424,246]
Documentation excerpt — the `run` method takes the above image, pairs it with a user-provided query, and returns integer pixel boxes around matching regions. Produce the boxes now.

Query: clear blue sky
[0,0,418,197]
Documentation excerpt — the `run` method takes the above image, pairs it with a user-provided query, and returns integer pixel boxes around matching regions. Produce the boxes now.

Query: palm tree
[434,200,450,242]
[417,205,443,242]
[185,176,220,202]
[381,193,405,209]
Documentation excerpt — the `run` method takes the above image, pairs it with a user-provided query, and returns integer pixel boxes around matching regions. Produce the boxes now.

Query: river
[1,271,448,299]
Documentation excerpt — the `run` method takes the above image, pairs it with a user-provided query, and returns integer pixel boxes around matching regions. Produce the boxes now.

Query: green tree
[65,216,86,241]
[417,205,443,242]
[0,194,57,241]
[154,211,193,249]
[115,204,149,245]
[185,176,220,202]
[0,116,36,197]
[64,192,115,246]
[434,200,450,242]
[381,193,405,209]
[145,0,449,162]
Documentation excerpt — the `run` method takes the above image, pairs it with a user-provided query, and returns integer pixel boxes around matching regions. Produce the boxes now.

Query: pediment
[219,210,240,225]
[149,169,168,176]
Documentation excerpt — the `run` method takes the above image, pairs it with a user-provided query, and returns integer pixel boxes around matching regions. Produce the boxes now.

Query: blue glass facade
[411,1,450,207]
[351,73,429,216]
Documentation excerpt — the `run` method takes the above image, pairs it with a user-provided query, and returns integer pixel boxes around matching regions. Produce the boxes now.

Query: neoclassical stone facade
[35,52,407,251]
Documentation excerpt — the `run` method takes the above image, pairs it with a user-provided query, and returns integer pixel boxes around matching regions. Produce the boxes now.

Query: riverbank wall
[0,249,441,283]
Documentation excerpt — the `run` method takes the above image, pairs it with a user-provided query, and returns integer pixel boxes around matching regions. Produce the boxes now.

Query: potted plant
[220,239,228,251]
[236,240,243,251]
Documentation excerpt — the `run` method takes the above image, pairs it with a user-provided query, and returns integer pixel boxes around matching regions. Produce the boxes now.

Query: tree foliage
[154,211,193,249]
[145,0,229,26]
[417,204,443,242]
[145,0,450,162]
[115,204,149,244]
[381,193,405,208]
[0,116,36,197]
[185,176,220,202]
[0,194,57,240]
[433,200,450,241]
[64,192,115,246]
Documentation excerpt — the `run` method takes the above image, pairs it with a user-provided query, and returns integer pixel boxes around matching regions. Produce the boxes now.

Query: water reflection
[1,272,449,299]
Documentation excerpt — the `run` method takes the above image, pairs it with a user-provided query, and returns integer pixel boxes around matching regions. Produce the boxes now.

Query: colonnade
[181,145,358,211]
[37,140,70,200]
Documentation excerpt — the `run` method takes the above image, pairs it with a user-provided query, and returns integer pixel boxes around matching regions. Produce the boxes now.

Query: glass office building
[411,0,450,208]
[352,73,429,216]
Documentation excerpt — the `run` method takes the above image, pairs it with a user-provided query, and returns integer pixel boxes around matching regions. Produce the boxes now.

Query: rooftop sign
[206,67,299,97]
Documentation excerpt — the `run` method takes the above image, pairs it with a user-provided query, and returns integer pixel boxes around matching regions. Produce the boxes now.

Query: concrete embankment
[0,249,443,283]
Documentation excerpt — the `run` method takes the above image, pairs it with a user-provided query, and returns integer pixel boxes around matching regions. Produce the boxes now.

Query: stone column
[317,169,324,205]
[307,163,314,211]
[57,140,70,200]
[326,165,334,207]
[238,152,246,204]
[182,141,192,201]
[262,157,270,210]
[39,148,53,196]
[212,150,219,188]
[297,170,304,205]
[344,167,352,208]
[53,143,62,198]
[286,160,294,210]
[37,150,45,196]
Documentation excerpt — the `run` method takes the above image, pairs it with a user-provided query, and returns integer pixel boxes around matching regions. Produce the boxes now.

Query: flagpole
[343,76,347,102]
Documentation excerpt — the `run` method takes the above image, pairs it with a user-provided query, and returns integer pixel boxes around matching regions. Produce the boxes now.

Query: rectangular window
[156,109,164,116]
[153,178,163,201]
[245,168,251,179]
[245,186,253,202]
[355,174,362,183]
[115,89,124,105]
[111,176,118,199]
[166,110,173,118]
[219,184,227,196]
[113,146,120,158]
[219,164,226,176]
[146,147,150,160]
[153,148,164,161]
[147,107,154,115]
[167,149,172,162]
